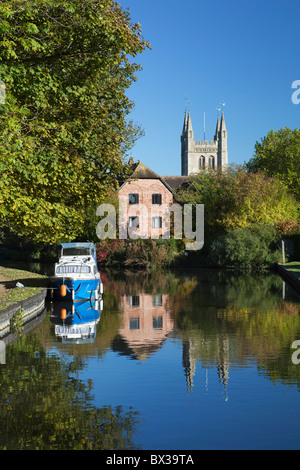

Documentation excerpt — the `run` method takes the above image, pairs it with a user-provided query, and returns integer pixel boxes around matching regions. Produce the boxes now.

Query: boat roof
[59,243,95,249]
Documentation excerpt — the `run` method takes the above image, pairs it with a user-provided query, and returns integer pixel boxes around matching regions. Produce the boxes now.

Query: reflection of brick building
[117,292,174,361]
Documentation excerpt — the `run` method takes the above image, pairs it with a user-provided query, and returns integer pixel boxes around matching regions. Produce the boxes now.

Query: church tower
[181,110,228,176]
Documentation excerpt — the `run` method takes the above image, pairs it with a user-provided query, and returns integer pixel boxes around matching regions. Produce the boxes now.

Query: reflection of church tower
[217,337,230,400]
[182,339,196,392]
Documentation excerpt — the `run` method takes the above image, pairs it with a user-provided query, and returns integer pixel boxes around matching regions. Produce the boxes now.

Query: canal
[0,267,300,450]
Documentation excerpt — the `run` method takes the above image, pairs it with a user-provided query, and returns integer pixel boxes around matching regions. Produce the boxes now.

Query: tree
[177,165,299,238]
[246,127,300,202]
[209,225,281,269]
[0,0,150,243]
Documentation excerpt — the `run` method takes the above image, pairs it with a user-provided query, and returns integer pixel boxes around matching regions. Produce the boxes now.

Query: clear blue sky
[119,0,300,176]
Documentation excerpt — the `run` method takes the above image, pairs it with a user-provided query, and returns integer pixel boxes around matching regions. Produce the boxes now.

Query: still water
[1,268,300,450]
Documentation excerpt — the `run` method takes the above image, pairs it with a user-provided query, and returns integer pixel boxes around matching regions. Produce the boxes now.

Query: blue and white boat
[52,299,103,344]
[51,242,103,302]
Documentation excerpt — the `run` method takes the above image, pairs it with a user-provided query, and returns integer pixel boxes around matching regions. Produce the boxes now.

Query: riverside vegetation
[0,2,298,272]
[95,165,300,271]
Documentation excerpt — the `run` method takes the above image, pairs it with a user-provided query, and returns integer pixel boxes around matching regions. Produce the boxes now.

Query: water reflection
[103,270,300,392]
[51,299,102,344]
[1,268,300,449]
[113,292,174,361]
[0,295,140,450]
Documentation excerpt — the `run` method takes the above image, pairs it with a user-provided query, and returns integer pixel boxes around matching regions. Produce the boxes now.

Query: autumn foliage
[0,0,150,243]
[177,165,299,237]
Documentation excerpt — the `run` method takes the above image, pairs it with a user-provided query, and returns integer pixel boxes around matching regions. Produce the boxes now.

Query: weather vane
[216,101,226,116]
[185,97,191,113]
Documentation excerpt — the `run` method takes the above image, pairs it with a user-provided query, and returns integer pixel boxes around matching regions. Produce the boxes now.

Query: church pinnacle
[181,108,228,176]
[220,111,227,132]
[214,114,220,141]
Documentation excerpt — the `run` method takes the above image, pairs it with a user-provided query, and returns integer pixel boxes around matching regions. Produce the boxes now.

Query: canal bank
[0,288,47,342]
[0,266,49,341]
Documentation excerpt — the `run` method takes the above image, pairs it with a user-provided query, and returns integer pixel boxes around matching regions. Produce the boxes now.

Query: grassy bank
[0,266,48,310]
[283,262,300,280]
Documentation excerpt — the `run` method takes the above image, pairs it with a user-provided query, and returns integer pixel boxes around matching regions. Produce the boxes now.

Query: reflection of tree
[0,335,140,450]
[103,270,196,296]
[170,270,300,389]
[104,270,300,390]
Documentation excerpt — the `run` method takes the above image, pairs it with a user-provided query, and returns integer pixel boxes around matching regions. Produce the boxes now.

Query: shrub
[96,239,126,266]
[209,224,281,269]
[177,165,299,238]
[275,220,300,236]
[96,238,183,270]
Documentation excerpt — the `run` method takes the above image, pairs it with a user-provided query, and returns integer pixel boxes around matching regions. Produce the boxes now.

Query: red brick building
[118,162,188,239]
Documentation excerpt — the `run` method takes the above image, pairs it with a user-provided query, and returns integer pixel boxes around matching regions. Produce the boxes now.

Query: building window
[208,156,215,169]
[199,156,205,169]
[152,194,162,205]
[153,316,163,329]
[129,193,139,205]
[152,294,163,306]
[129,216,139,228]
[129,295,140,307]
[129,317,140,330]
[152,216,162,228]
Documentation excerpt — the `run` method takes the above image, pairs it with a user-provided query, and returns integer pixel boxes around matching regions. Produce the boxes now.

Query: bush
[96,238,183,270]
[177,165,299,238]
[275,220,300,236]
[209,225,281,269]
[96,239,126,266]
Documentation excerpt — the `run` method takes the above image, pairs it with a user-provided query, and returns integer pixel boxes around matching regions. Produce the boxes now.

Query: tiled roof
[118,161,191,195]
[161,176,190,192]
[131,162,161,179]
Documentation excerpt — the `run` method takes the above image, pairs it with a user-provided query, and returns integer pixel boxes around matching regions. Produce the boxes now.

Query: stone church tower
[181,111,228,176]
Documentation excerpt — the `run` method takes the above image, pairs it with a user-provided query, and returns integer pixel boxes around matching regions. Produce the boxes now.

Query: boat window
[62,247,90,256]
[56,265,91,274]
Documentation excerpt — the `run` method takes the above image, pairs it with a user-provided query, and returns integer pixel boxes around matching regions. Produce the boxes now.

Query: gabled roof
[118,162,178,196]
[130,162,161,179]
[118,160,192,197]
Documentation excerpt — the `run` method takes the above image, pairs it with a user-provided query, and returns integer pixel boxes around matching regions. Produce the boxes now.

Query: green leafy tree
[0,0,150,243]
[209,225,281,269]
[177,165,299,238]
[246,127,300,202]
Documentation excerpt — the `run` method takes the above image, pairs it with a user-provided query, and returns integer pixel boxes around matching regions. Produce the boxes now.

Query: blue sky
[120,0,300,176]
